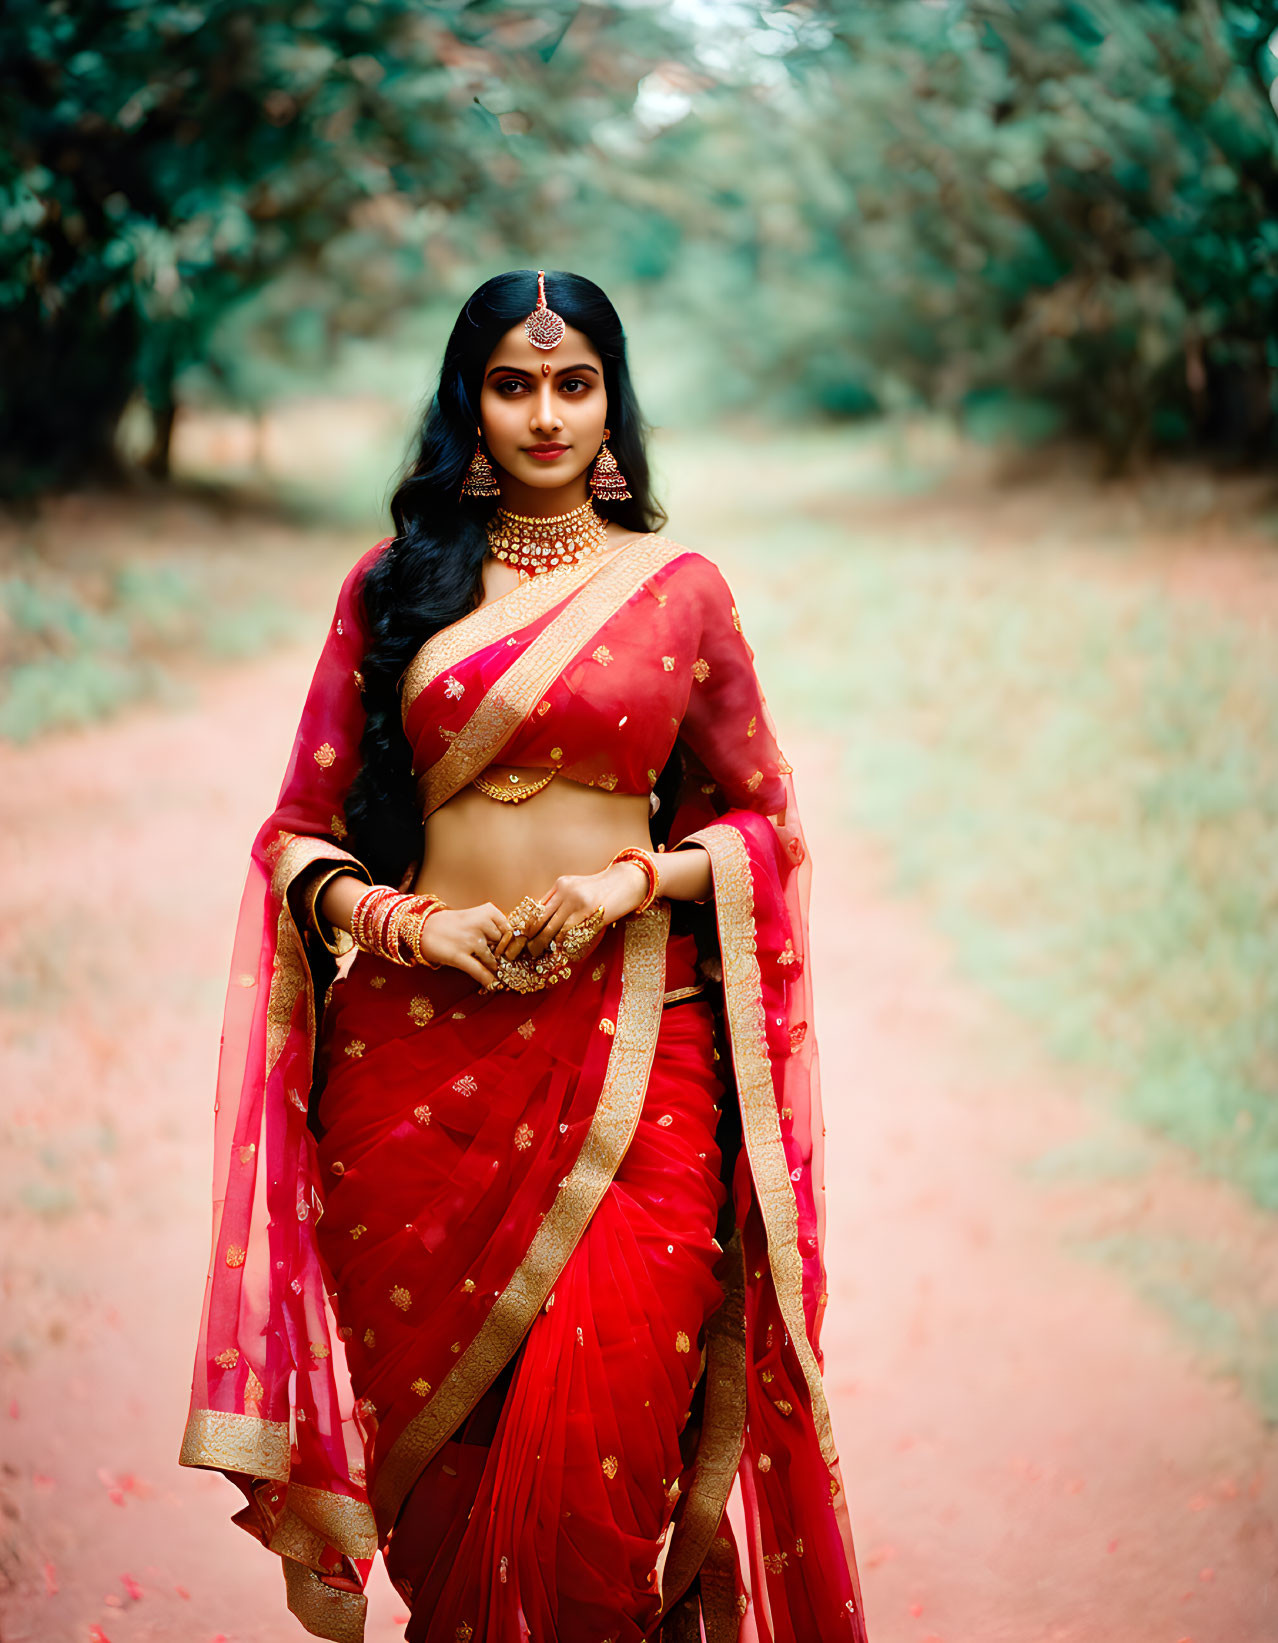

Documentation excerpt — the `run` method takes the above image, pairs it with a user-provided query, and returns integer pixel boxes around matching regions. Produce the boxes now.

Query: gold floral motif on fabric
[371,907,670,1534]
[314,743,337,768]
[691,658,711,682]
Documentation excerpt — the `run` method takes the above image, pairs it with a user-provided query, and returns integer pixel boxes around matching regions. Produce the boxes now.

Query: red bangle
[350,886,387,950]
[609,847,659,916]
[350,886,400,959]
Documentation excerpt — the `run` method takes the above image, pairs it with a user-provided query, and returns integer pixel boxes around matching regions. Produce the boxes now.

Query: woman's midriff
[412,769,655,913]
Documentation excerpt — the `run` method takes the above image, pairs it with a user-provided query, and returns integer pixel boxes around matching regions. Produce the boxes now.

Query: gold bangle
[410,898,447,968]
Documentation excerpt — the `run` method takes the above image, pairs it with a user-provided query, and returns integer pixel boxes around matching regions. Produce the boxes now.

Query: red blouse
[399,542,791,821]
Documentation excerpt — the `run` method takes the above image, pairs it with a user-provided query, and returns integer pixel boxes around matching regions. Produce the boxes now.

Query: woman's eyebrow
[485,362,600,380]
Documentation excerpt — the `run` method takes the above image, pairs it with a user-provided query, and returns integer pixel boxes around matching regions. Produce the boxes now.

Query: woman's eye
[561,378,590,393]
[496,379,526,395]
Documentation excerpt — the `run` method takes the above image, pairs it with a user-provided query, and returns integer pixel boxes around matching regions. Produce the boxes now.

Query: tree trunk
[142,387,178,481]
[0,292,139,499]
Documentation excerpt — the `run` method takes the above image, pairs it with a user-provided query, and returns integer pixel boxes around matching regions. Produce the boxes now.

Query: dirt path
[1,643,1274,1643]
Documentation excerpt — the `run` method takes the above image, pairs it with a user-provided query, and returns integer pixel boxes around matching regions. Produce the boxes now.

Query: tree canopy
[3,0,1277,496]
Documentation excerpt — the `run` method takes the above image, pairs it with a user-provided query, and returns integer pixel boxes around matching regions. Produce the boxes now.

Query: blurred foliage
[4,1,1278,497]
[659,0,1278,464]
[661,428,1278,1211]
[0,0,683,495]
[0,558,298,739]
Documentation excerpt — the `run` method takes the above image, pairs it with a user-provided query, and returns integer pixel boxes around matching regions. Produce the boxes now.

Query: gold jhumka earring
[460,426,500,498]
[590,427,631,502]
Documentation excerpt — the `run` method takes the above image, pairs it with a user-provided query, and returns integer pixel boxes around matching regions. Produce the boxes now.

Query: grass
[0,564,301,741]
[0,489,369,744]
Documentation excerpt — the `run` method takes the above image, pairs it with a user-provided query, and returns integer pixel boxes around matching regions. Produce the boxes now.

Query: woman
[179,270,869,1643]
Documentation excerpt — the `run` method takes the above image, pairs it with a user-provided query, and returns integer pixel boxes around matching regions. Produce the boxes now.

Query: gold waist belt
[472,768,556,803]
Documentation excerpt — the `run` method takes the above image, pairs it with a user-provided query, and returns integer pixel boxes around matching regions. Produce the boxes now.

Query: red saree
[180,534,869,1643]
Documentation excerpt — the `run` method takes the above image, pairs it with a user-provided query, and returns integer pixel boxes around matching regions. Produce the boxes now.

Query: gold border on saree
[683,823,838,1466]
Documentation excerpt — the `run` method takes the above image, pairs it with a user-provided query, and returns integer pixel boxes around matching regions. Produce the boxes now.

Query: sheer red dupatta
[659,568,870,1643]
[179,541,391,1643]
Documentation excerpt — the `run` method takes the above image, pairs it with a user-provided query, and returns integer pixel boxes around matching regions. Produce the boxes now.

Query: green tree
[773,0,1278,464]
[0,0,681,497]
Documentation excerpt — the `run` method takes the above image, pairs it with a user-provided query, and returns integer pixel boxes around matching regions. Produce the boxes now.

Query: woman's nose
[530,382,562,433]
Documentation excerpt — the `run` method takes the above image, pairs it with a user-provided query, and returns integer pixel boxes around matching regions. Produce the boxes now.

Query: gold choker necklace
[487,501,609,575]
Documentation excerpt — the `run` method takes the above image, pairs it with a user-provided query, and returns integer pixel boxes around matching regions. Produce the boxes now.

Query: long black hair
[345,269,667,885]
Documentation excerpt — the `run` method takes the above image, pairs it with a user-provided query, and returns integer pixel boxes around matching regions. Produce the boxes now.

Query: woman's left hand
[505,862,649,961]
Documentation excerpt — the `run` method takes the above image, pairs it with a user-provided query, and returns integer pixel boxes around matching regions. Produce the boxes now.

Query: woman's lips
[526,444,568,461]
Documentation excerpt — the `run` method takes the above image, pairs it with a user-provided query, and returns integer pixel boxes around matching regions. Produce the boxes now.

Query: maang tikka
[524,269,566,350]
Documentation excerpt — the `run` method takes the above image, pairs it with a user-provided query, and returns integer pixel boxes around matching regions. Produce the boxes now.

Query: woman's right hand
[416,903,512,988]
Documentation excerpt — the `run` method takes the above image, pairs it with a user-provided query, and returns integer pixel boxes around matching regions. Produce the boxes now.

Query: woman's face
[477,321,608,501]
